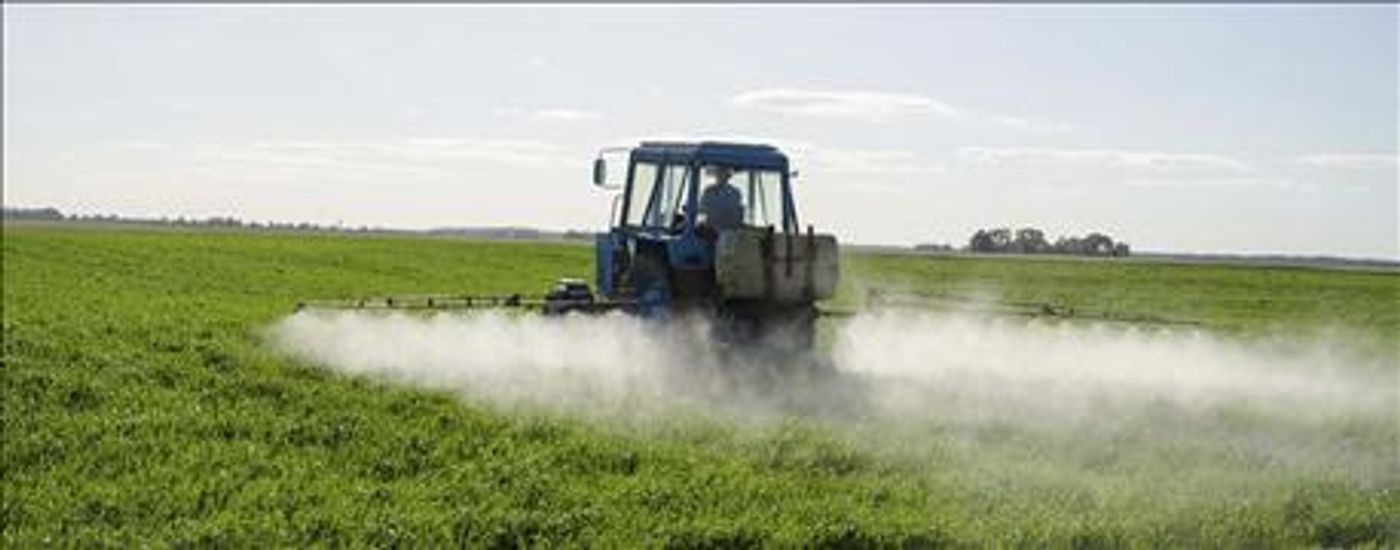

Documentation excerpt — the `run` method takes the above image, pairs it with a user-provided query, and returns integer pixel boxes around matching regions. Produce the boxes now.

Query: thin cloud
[1125,177,1287,189]
[989,115,1072,134]
[530,109,605,122]
[188,147,447,178]
[370,137,574,167]
[122,141,171,150]
[495,106,605,122]
[168,137,577,180]
[729,88,957,120]
[957,147,1252,173]
[1298,153,1399,170]
[728,88,1069,135]
[787,143,946,175]
[606,133,944,177]
[250,141,341,151]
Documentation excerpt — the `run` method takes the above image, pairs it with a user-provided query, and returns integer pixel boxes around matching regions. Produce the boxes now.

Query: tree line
[1,206,596,242]
[967,227,1130,257]
[4,206,352,231]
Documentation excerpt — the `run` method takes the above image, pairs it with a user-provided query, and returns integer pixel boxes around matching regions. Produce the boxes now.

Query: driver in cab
[698,165,744,235]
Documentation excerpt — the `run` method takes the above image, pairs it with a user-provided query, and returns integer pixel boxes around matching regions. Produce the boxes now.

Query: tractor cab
[591,141,804,314]
[604,141,798,234]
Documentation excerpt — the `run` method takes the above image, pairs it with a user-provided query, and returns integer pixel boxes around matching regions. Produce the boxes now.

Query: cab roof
[632,141,789,171]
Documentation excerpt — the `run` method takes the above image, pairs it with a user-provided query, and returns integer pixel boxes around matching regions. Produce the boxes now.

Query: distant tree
[969,228,1010,252]
[987,228,1013,251]
[914,243,954,253]
[1053,236,1084,255]
[968,229,994,252]
[2,207,64,220]
[1013,227,1049,254]
[973,226,1135,257]
[1083,232,1116,256]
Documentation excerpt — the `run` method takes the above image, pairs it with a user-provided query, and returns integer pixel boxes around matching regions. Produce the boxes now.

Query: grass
[839,252,1399,342]
[3,222,1397,546]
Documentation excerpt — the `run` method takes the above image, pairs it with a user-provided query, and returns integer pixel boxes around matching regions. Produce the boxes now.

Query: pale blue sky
[4,5,1397,258]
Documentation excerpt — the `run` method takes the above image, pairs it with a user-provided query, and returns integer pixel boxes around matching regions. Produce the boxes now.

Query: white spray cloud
[835,310,1393,423]
[272,311,699,415]
[268,308,1398,483]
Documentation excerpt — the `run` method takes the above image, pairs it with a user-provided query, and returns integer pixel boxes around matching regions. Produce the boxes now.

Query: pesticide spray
[270,309,849,418]
[268,305,1398,487]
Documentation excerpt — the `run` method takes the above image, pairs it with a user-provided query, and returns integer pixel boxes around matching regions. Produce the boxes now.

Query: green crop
[839,252,1399,342]
[4,222,1397,546]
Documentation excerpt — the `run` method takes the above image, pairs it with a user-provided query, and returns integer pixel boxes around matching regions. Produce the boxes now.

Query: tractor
[298,140,840,353]
[589,141,839,350]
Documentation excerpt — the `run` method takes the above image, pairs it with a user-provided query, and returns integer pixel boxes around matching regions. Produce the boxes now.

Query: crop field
[3,222,1397,546]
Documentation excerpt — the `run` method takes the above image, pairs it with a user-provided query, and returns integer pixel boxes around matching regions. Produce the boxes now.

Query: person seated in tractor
[699,165,744,236]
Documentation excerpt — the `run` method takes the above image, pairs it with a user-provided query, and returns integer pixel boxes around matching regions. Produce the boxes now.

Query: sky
[3,5,1397,258]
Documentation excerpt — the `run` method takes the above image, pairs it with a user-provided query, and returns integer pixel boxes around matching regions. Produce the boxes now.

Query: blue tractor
[298,140,840,351]
[589,141,840,349]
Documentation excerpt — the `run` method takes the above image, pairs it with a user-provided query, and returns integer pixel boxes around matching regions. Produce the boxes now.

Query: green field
[4,222,1397,546]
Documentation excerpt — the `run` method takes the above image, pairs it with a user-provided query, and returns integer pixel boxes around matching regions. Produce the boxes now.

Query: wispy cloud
[729,88,957,120]
[609,133,944,177]
[957,147,1252,173]
[378,137,572,166]
[786,142,946,175]
[530,109,604,122]
[1298,152,1399,170]
[143,137,577,183]
[189,146,447,178]
[1125,177,1292,189]
[250,141,342,151]
[728,87,1071,136]
[494,106,605,123]
[989,115,1072,134]
[122,141,171,150]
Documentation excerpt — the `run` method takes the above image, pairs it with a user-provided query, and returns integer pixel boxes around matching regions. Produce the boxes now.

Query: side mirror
[592,158,607,187]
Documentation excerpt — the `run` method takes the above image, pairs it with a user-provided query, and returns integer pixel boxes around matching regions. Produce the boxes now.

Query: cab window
[745,170,785,229]
[624,162,660,226]
[698,165,786,229]
[644,164,691,229]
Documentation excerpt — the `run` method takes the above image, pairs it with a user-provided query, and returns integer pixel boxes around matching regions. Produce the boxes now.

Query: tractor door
[596,159,658,297]
[600,158,677,303]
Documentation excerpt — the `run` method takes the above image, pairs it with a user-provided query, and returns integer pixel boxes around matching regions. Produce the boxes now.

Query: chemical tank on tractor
[590,141,840,349]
